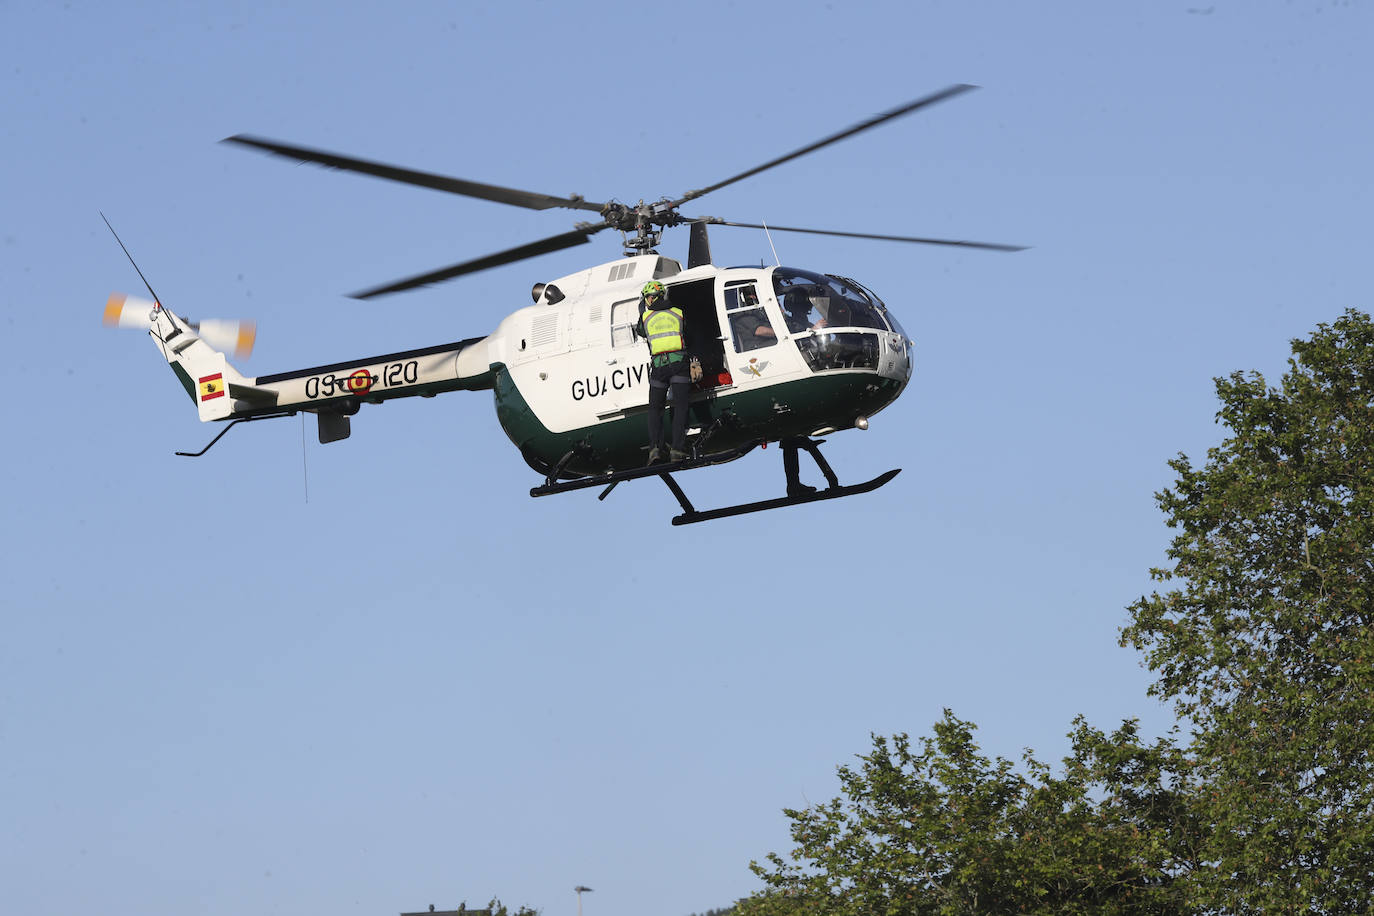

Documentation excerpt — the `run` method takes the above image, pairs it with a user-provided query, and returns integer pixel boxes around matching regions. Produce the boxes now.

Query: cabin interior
[665,277,731,388]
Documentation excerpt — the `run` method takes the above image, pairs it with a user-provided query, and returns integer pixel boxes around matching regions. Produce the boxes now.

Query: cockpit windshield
[771,267,903,335]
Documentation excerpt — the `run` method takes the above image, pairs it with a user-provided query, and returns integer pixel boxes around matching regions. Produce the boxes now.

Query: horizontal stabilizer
[104,293,257,359]
[227,381,278,406]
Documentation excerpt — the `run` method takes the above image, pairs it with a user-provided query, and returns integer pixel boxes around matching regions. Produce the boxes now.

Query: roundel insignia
[347,369,375,394]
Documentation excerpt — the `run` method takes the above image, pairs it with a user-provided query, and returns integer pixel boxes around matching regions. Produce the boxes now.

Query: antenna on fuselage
[101,212,165,306]
[761,218,782,266]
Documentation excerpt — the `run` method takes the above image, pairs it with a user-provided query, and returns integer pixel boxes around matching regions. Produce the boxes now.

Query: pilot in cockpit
[782,286,828,333]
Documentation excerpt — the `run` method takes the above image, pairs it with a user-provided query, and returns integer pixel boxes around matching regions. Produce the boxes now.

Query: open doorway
[666,277,730,389]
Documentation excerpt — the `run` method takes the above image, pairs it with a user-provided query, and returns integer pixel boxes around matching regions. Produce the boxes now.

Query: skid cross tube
[785,436,841,489]
[657,472,698,516]
[543,440,593,487]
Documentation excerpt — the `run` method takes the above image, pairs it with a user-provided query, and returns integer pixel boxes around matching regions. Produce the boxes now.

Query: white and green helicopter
[105,85,1021,525]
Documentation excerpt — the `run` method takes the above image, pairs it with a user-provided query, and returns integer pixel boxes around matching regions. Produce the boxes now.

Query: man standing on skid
[638,280,690,464]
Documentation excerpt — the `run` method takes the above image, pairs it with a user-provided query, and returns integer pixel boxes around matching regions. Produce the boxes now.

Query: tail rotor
[103,292,257,359]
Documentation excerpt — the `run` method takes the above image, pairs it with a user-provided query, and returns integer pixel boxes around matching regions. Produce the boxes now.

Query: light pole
[574,886,593,916]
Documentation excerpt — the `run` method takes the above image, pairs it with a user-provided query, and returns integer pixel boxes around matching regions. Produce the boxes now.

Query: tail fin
[104,293,257,422]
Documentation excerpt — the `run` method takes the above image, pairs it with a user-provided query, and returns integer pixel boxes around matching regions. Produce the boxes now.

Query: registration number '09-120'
[304,360,419,399]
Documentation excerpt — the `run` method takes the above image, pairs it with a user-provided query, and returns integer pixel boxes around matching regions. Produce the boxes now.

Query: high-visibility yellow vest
[644,307,685,355]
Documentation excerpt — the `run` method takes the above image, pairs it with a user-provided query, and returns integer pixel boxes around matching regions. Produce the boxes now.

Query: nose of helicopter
[880,330,913,381]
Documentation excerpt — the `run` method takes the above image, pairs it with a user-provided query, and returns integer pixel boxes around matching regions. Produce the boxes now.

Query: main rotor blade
[674,84,978,207]
[701,219,1026,252]
[349,226,603,299]
[222,134,606,213]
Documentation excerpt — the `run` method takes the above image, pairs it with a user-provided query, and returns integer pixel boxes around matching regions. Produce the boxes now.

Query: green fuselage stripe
[496,368,904,477]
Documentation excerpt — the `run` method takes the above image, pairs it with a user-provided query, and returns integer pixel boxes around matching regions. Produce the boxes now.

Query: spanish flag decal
[199,373,226,401]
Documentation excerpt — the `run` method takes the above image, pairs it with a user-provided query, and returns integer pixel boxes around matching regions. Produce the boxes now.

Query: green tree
[445,899,539,916]
[1121,309,1374,913]
[741,312,1374,913]
[736,711,1198,916]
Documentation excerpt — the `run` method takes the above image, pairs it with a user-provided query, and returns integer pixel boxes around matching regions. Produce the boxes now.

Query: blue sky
[3,2,1370,915]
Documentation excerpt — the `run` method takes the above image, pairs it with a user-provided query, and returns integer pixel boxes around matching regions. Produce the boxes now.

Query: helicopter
[105,84,1022,525]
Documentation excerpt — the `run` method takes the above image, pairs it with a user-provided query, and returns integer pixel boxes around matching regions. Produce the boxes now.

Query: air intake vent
[608,262,637,282]
[530,314,559,348]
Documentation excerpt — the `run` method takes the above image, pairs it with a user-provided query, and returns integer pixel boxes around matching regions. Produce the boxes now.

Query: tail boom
[110,291,496,439]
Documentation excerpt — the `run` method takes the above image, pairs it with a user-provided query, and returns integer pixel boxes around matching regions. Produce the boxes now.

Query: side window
[725,284,777,353]
[611,298,641,348]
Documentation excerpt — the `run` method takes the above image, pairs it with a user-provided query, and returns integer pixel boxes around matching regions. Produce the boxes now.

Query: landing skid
[667,468,900,525]
[529,437,900,525]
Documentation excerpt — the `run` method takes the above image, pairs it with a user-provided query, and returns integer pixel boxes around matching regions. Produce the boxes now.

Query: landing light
[855,416,869,430]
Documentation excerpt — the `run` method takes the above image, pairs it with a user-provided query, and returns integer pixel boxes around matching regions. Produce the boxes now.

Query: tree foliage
[448,899,539,916]
[736,712,1197,916]
[489,902,540,916]
[1121,309,1374,913]
[739,310,1374,915]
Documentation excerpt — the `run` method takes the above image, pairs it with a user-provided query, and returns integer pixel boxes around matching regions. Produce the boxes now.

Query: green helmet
[641,280,667,302]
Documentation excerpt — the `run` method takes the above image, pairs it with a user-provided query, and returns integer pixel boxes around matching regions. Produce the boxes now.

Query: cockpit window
[725,282,777,353]
[771,267,900,334]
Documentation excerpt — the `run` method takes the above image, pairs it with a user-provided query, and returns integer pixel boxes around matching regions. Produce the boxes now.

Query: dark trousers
[783,439,802,484]
[648,359,691,452]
